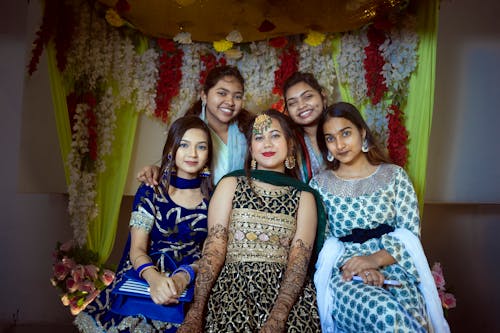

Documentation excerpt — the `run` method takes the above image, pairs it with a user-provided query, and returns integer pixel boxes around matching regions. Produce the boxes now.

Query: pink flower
[431,262,446,290]
[66,277,78,293]
[59,240,75,252]
[84,265,99,280]
[53,262,70,281]
[72,265,86,283]
[62,257,76,270]
[441,292,457,309]
[78,280,96,293]
[100,269,115,286]
[60,294,70,306]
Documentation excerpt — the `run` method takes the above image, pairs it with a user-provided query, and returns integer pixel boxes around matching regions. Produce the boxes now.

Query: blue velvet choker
[170,175,201,189]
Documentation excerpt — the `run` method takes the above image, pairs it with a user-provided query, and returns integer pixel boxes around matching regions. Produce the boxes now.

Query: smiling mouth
[298,110,313,118]
[262,152,276,157]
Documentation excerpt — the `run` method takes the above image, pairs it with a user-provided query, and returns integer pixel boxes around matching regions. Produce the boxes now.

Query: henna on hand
[264,239,312,331]
[183,223,228,327]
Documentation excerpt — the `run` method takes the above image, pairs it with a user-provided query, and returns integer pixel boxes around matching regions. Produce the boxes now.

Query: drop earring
[362,138,369,153]
[285,155,296,169]
[251,159,257,170]
[327,151,335,162]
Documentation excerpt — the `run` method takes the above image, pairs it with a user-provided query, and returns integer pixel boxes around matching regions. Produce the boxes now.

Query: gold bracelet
[132,254,151,267]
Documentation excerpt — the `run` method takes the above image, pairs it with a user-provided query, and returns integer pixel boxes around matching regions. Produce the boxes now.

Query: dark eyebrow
[324,126,352,136]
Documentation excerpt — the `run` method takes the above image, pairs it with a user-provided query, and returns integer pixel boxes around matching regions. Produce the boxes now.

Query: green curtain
[88,105,138,263]
[47,44,139,264]
[405,0,439,213]
[332,0,438,213]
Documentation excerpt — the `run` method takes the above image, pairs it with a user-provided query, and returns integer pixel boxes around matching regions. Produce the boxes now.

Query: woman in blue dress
[310,102,450,333]
[75,116,213,332]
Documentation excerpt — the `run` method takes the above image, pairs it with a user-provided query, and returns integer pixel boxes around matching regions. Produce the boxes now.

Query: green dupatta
[222,169,326,259]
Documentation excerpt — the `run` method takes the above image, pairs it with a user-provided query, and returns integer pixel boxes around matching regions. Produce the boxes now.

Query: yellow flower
[105,9,125,27]
[213,39,233,52]
[304,30,326,47]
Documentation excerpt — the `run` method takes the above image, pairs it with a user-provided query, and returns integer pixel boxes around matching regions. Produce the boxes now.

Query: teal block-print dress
[310,164,429,333]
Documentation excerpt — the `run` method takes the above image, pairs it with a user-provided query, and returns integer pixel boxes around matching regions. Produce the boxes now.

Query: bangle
[136,262,155,277]
[172,265,195,285]
[132,254,151,267]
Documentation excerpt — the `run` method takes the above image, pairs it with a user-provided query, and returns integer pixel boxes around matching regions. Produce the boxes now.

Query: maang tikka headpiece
[253,113,272,135]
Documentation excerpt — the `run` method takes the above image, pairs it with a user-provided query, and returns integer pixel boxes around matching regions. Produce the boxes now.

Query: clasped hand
[341,255,385,287]
[148,273,188,305]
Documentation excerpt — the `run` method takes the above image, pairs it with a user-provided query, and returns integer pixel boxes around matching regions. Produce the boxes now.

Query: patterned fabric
[205,177,321,332]
[304,134,325,178]
[309,164,429,333]
[74,184,208,333]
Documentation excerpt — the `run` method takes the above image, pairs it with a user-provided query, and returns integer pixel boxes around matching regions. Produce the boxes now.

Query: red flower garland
[199,53,227,86]
[272,44,299,96]
[386,104,408,167]
[28,0,75,75]
[364,23,388,105]
[154,39,184,123]
[271,44,298,112]
[269,37,288,49]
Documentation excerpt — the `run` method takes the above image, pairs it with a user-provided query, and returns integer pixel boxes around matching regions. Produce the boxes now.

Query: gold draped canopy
[97,0,410,42]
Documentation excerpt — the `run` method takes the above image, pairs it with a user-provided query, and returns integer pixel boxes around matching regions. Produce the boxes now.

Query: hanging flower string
[386,104,408,167]
[271,44,299,111]
[154,39,184,123]
[364,22,389,105]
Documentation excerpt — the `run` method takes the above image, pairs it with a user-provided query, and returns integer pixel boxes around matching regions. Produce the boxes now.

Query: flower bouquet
[431,262,457,310]
[51,240,115,315]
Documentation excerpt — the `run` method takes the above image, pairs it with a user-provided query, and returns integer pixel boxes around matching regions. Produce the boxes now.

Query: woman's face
[285,81,325,127]
[202,75,244,127]
[174,128,210,179]
[323,117,366,166]
[251,118,288,173]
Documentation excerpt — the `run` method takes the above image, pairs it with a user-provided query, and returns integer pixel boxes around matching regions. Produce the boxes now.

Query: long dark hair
[185,65,253,133]
[159,116,214,198]
[243,109,301,180]
[317,102,391,170]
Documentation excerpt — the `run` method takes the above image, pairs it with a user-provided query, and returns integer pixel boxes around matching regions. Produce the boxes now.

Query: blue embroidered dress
[74,184,208,333]
[310,164,429,333]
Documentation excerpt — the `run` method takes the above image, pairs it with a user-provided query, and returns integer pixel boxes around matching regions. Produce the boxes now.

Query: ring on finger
[365,271,370,276]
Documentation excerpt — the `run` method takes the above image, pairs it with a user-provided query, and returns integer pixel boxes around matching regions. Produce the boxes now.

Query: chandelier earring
[361,138,369,153]
[166,152,176,174]
[251,159,257,170]
[285,155,296,169]
[201,100,207,117]
[200,166,211,178]
[327,151,335,162]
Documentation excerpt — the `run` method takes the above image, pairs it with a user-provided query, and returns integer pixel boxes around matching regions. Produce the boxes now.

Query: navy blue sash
[339,224,394,244]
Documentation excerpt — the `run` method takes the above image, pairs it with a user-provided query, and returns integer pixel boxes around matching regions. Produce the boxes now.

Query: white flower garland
[336,26,369,105]
[299,39,337,103]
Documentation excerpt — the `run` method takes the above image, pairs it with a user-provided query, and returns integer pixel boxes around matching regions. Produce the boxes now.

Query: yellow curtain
[332,0,438,213]
[405,0,439,213]
[47,44,140,264]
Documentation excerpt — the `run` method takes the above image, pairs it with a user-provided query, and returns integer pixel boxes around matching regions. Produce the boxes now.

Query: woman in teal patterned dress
[178,109,325,333]
[310,102,450,333]
[75,116,213,332]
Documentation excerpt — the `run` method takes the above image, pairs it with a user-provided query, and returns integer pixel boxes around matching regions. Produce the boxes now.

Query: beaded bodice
[226,177,300,264]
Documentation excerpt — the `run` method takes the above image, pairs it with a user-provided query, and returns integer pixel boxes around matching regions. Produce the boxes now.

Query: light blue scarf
[200,108,247,184]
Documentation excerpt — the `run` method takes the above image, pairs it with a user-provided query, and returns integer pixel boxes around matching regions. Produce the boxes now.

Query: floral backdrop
[29,0,419,253]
